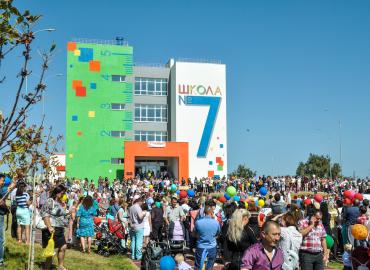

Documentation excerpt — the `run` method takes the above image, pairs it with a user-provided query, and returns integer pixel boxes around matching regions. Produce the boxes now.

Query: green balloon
[326,235,334,249]
[170,184,177,191]
[226,186,237,197]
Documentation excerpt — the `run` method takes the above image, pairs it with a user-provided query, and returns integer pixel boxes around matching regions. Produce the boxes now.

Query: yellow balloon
[258,199,265,207]
[245,201,249,208]
[247,183,251,187]
[149,184,153,189]
[61,194,68,203]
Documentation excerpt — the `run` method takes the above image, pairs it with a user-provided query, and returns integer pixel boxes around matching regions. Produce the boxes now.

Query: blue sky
[2,0,370,177]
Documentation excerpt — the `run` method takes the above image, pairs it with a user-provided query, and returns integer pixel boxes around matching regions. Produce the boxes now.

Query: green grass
[4,228,137,270]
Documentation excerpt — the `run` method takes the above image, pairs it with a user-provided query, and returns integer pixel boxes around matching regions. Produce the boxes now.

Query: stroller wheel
[98,250,104,255]
[103,251,110,257]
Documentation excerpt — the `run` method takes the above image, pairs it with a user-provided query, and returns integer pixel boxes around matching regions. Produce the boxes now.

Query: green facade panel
[66,42,133,181]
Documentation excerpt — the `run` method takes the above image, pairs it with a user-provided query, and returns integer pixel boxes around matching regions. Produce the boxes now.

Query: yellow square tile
[74,49,81,56]
[88,111,95,118]
[69,154,73,158]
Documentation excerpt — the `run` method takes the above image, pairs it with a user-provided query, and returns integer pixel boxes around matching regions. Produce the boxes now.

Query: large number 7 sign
[185,96,221,157]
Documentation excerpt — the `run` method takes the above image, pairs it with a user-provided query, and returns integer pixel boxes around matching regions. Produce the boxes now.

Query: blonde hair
[174,253,184,264]
[227,209,251,244]
[344,244,352,252]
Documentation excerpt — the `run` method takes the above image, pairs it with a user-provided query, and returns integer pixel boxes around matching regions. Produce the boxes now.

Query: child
[357,206,368,225]
[174,253,192,270]
[342,243,352,270]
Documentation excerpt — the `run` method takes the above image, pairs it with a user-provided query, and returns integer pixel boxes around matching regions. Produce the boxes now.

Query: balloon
[234,196,240,202]
[61,194,68,203]
[187,189,195,197]
[226,186,237,197]
[179,190,187,199]
[352,224,368,240]
[170,184,177,191]
[344,190,355,200]
[149,184,153,189]
[344,198,352,205]
[155,201,161,208]
[224,193,231,200]
[354,193,363,201]
[326,235,334,249]
[176,190,180,195]
[247,183,251,187]
[258,199,265,207]
[304,199,312,205]
[314,194,323,203]
[259,187,268,196]
[159,255,176,270]
[218,196,227,203]
[244,201,249,208]
[147,198,154,205]
[4,176,11,186]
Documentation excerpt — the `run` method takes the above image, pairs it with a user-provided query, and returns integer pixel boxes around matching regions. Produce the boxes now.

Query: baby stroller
[351,246,370,270]
[94,217,127,256]
[167,221,186,257]
[141,241,170,270]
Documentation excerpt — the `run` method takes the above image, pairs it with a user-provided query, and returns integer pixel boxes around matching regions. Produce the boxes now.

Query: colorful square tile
[90,82,96,89]
[88,111,95,118]
[72,115,78,121]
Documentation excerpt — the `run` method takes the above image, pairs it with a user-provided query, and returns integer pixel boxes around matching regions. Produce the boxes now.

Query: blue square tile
[209,161,213,165]
[72,115,78,121]
[78,48,93,62]
[220,144,224,148]
[90,82,96,89]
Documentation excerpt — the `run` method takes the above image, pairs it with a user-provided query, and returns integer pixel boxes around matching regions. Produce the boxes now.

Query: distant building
[49,154,65,182]
[66,39,227,181]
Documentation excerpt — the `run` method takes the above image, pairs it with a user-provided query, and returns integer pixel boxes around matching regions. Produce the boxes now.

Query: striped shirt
[16,192,30,208]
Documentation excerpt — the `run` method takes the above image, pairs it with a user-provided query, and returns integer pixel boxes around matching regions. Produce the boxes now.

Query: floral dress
[76,205,97,237]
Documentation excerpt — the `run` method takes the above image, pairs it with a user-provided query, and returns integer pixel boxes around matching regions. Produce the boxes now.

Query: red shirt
[298,218,327,252]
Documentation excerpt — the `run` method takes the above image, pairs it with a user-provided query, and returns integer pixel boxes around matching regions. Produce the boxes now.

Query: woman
[76,195,97,253]
[15,182,31,244]
[117,199,129,249]
[223,209,258,270]
[142,203,151,247]
[41,184,69,270]
[151,199,164,241]
[273,212,302,265]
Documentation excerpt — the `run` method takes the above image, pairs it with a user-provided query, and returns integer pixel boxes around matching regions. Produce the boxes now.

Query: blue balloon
[4,176,11,186]
[187,189,195,197]
[259,187,268,196]
[234,196,240,202]
[160,255,176,270]
[224,193,231,200]
[176,190,180,195]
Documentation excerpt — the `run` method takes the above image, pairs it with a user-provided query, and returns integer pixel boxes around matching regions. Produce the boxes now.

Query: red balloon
[344,190,355,199]
[314,194,323,203]
[218,196,227,203]
[304,199,312,205]
[179,190,187,199]
[354,193,363,201]
[344,198,352,205]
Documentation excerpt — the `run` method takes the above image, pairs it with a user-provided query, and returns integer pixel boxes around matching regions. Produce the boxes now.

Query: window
[111,158,124,164]
[111,131,125,138]
[134,77,168,96]
[134,131,167,142]
[111,103,126,110]
[112,75,126,82]
[134,104,167,122]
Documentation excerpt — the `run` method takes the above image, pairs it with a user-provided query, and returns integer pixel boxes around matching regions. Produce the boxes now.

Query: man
[241,221,284,270]
[270,193,286,215]
[0,174,15,265]
[128,195,147,261]
[194,205,220,270]
[298,209,329,270]
[343,199,360,245]
[166,197,186,241]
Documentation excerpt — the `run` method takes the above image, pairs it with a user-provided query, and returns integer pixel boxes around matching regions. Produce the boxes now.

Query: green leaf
[50,43,56,52]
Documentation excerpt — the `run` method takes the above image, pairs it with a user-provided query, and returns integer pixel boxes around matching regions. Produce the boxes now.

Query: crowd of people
[0,173,370,270]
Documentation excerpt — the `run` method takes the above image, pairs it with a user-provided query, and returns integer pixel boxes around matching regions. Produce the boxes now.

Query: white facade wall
[171,61,227,178]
